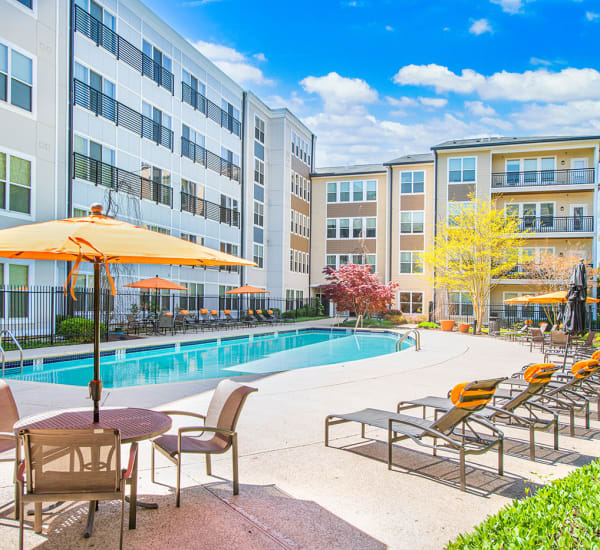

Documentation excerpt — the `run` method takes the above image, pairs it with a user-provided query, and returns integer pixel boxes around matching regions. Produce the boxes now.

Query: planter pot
[440,320,455,332]
[458,323,470,333]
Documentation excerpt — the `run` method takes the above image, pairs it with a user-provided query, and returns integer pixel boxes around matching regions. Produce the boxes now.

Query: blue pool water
[6,329,411,388]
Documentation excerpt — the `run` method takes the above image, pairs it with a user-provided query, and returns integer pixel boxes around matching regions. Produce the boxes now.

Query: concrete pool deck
[1,328,599,549]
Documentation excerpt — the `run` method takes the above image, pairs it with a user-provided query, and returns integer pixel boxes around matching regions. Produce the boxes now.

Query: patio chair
[124,314,140,335]
[255,310,276,324]
[222,309,243,328]
[325,378,506,491]
[209,310,227,329]
[16,428,137,550]
[0,380,21,520]
[571,331,597,354]
[539,322,549,333]
[154,312,175,335]
[245,310,259,326]
[198,309,213,330]
[544,331,573,367]
[151,380,258,505]
[174,312,189,333]
[529,328,545,352]
[397,364,561,461]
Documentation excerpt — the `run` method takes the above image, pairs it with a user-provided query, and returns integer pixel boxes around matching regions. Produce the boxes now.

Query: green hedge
[57,317,106,343]
[447,459,600,549]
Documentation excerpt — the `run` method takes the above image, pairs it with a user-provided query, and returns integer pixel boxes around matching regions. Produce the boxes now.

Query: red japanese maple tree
[322,263,398,326]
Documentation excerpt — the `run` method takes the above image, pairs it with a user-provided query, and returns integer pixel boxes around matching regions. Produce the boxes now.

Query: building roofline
[432,135,600,151]
[311,164,387,178]
[245,91,315,137]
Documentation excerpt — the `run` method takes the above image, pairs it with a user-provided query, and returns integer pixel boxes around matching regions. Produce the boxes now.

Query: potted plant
[440,320,455,332]
[458,322,470,333]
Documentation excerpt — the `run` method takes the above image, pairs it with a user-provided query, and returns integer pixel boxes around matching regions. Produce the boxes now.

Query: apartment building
[432,135,600,317]
[0,0,315,308]
[310,155,435,316]
[0,0,70,291]
[242,92,314,304]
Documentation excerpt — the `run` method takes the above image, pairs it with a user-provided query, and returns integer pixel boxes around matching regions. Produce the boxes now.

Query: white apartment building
[0,0,315,310]
[242,92,314,304]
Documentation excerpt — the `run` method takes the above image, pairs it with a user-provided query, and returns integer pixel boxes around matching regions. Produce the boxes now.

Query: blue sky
[144,0,600,166]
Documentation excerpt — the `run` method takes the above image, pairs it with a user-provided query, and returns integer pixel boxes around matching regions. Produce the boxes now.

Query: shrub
[417,321,439,329]
[57,317,106,343]
[446,459,600,549]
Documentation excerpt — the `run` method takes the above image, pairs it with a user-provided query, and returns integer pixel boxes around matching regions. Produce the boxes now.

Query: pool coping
[2,326,408,374]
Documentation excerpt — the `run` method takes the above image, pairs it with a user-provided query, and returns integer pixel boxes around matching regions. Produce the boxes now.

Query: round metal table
[14,407,172,535]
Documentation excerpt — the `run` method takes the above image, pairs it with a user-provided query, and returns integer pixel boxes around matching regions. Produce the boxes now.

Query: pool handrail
[1,329,24,376]
[396,329,420,352]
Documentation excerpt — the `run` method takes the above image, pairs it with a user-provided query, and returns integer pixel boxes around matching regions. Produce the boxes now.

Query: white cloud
[183,0,223,5]
[512,100,600,132]
[418,97,448,108]
[385,25,394,31]
[464,100,496,116]
[490,0,525,14]
[191,40,273,86]
[386,96,418,107]
[393,63,600,102]
[586,11,599,21]
[263,91,305,113]
[530,57,552,66]
[253,53,267,62]
[469,19,492,35]
[300,72,378,112]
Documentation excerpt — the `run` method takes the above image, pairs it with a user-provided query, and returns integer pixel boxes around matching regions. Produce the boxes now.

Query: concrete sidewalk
[1,329,599,549]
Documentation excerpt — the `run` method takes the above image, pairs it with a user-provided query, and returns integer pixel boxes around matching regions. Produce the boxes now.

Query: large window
[399,291,423,314]
[3,263,29,318]
[180,282,204,311]
[253,244,264,268]
[400,251,423,274]
[448,157,476,183]
[254,116,265,144]
[326,217,376,239]
[400,211,424,234]
[254,159,264,185]
[0,151,31,214]
[253,201,264,227]
[400,171,424,194]
[447,201,471,226]
[327,180,377,203]
[448,292,473,316]
[0,43,33,112]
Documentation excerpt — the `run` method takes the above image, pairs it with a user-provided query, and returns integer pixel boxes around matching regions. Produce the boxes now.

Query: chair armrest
[178,426,235,437]
[466,414,505,438]
[123,442,138,480]
[16,460,25,482]
[388,417,459,449]
[159,410,206,421]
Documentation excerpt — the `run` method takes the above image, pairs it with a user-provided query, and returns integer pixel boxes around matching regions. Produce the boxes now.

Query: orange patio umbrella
[224,285,269,294]
[124,276,188,317]
[503,294,537,304]
[0,204,255,422]
[526,291,600,304]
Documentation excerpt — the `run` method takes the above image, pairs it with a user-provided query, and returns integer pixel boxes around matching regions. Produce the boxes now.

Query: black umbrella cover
[563,262,588,336]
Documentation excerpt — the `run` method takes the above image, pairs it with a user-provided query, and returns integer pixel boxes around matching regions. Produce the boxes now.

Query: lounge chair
[150,312,174,335]
[222,309,241,328]
[245,310,259,326]
[255,310,276,324]
[544,330,573,367]
[0,380,20,520]
[528,328,545,352]
[397,364,561,461]
[151,380,258,505]
[198,309,214,330]
[325,378,506,491]
[17,428,136,550]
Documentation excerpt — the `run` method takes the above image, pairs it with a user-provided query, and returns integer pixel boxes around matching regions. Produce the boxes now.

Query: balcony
[180,192,240,227]
[182,82,241,137]
[74,79,174,151]
[181,137,240,182]
[74,5,174,94]
[492,264,531,280]
[73,152,173,207]
[492,168,595,189]
[515,215,594,234]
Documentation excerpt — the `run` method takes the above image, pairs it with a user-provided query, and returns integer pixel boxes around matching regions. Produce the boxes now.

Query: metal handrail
[396,329,421,351]
[1,329,23,375]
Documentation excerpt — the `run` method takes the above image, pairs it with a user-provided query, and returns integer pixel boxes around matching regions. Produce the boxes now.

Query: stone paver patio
[1,327,599,549]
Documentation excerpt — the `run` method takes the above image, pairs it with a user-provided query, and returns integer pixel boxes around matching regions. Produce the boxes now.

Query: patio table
[14,407,171,536]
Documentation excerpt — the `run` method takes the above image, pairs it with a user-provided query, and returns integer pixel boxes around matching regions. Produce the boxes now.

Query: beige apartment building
[432,135,600,319]
[310,154,434,317]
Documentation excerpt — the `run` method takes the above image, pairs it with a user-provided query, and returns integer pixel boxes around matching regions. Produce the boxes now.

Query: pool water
[6,329,411,388]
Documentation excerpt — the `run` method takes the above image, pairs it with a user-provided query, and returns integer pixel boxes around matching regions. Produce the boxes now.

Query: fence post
[50,287,55,345]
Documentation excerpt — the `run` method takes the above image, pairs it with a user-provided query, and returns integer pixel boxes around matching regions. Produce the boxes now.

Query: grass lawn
[340,318,396,328]
[447,459,600,549]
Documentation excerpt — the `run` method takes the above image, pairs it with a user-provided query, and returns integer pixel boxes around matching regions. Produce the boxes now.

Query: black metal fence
[180,192,240,227]
[0,286,326,350]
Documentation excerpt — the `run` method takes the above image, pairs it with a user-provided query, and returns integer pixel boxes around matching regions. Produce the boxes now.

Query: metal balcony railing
[515,215,594,233]
[73,152,173,207]
[492,168,595,188]
[180,137,240,182]
[180,192,240,227]
[182,82,241,138]
[74,5,174,94]
[73,79,174,151]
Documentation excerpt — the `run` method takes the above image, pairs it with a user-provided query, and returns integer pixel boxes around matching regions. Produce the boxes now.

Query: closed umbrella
[0,204,255,422]
[563,261,588,336]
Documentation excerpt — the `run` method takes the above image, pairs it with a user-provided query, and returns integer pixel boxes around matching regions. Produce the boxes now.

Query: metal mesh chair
[0,380,20,519]
[16,428,137,550]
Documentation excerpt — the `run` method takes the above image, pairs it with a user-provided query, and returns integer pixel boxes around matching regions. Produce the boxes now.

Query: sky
[143,0,600,167]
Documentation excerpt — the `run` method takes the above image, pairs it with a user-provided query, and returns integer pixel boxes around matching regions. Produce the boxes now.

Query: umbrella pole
[90,262,102,423]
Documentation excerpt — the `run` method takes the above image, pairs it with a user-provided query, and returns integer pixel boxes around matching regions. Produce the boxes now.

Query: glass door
[541,158,555,184]
[523,159,538,185]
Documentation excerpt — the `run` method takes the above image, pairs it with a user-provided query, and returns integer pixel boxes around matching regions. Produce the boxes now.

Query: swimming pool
[5,328,412,388]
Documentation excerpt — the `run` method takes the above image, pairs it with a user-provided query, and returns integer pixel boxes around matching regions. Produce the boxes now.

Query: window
[290,250,293,271]
[339,218,349,238]
[327,182,336,203]
[0,151,31,214]
[400,211,424,234]
[366,218,376,238]
[339,182,350,202]
[254,116,265,144]
[219,242,239,272]
[253,244,264,268]
[182,69,206,97]
[182,124,205,148]
[448,292,473,316]
[15,0,33,8]
[448,157,476,183]
[326,255,336,270]
[73,135,115,186]
[142,223,170,235]
[366,180,377,201]
[254,159,264,185]
[400,171,424,194]
[180,233,197,243]
[8,264,28,318]
[352,255,364,265]
[0,43,33,112]
[141,163,171,205]
[142,40,171,80]
[353,218,363,238]
[73,207,89,217]
[339,254,349,266]
[254,201,264,227]
[399,291,423,314]
[181,282,204,311]
[353,181,363,202]
[400,251,423,274]
[366,254,376,273]
[447,201,471,226]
